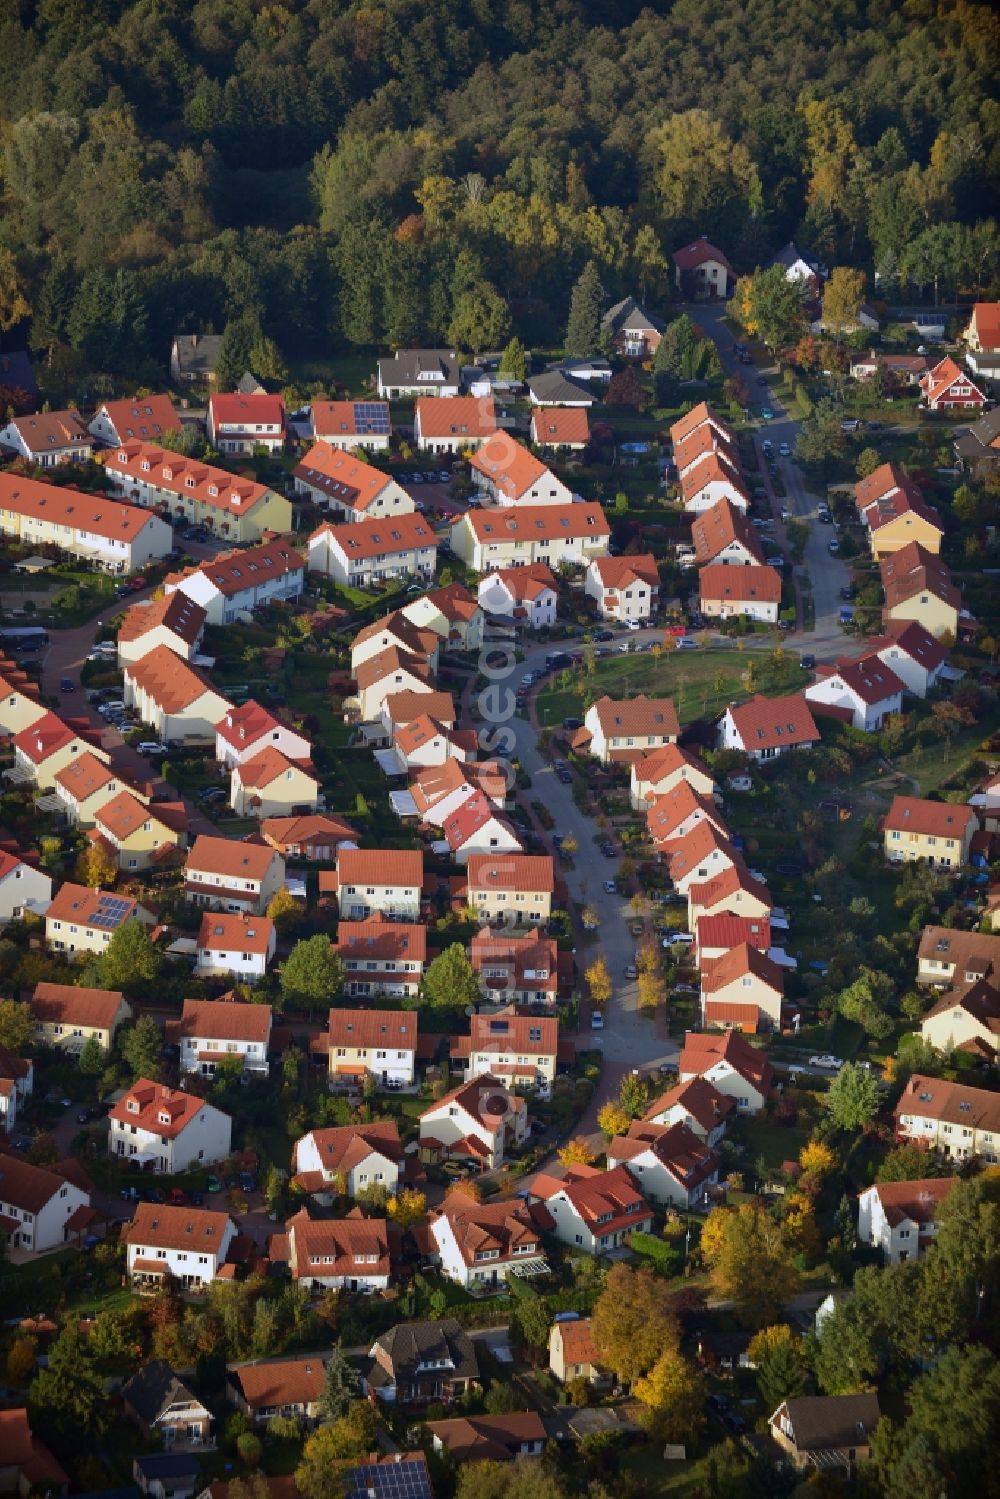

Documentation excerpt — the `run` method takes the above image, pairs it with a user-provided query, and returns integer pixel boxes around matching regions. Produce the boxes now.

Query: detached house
[700,943,785,1033]
[89,393,181,449]
[419,1075,528,1172]
[643,1075,734,1148]
[91,790,187,871]
[718,693,819,761]
[455,1006,559,1095]
[329,848,423,922]
[277,1207,390,1293]
[184,834,286,914]
[45,884,154,961]
[109,1079,232,1173]
[308,513,437,589]
[0,408,93,466]
[805,655,905,732]
[478,562,559,629]
[293,444,412,523]
[31,981,131,1053]
[916,925,999,990]
[607,1121,720,1208]
[228,1355,327,1426]
[326,1008,418,1088]
[919,356,986,411]
[470,433,573,507]
[172,996,272,1078]
[336,914,427,999]
[124,1203,238,1290]
[165,541,306,627]
[0,472,172,572]
[366,1319,479,1407]
[230,749,319,819]
[260,813,357,863]
[428,1413,546,1465]
[376,349,460,399]
[123,645,232,741]
[575,694,679,765]
[13,711,107,788]
[100,442,291,543]
[528,1162,653,1253]
[962,301,1000,382]
[678,1029,773,1115]
[430,1191,548,1289]
[870,620,948,698]
[451,502,609,572]
[883,795,977,869]
[770,1394,880,1476]
[414,396,496,453]
[529,407,589,451]
[311,399,391,452]
[170,333,222,386]
[122,1361,214,1451]
[549,1319,607,1388]
[601,296,664,356]
[921,979,1000,1059]
[672,237,734,300]
[292,1121,404,1200]
[466,853,555,927]
[215,700,311,770]
[630,742,717,812]
[699,563,781,623]
[0,1155,93,1256]
[207,393,285,454]
[117,592,206,666]
[857,1177,955,1263]
[195,911,276,982]
[894,1073,1000,1160]
[585,553,659,622]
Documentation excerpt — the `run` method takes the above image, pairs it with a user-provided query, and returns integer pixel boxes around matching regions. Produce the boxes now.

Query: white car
[625,619,642,631]
[779,443,791,457]
[662,932,695,947]
[591,1010,605,1030]
[137,741,168,756]
[808,1053,842,1070]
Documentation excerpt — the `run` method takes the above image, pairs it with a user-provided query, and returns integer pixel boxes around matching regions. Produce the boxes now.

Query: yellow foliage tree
[699,1204,798,1327]
[559,1136,596,1168]
[782,1193,822,1263]
[386,1188,426,1230]
[799,1140,837,1177]
[75,840,118,889]
[821,267,867,335]
[637,969,664,1014]
[585,955,612,1008]
[267,885,303,937]
[634,1348,705,1442]
[5,1336,36,1384]
[597,1100,630,1139]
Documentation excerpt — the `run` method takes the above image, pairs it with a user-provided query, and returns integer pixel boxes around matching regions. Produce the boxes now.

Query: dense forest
[0,0,997,390]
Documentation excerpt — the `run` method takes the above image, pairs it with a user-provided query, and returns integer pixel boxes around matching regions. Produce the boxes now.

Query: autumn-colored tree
[560,833,578,856]
[267,885,303,937]
[637,968,665,1014]
[782,1193,823,1263]
[699,1204,798,1327]
[747,1324,808,1411]
[799,1140,837,1177]
[75,839,118,889]
[6,1336,36,1384]
[585,955,612,1007]
[618,1071,649,1119]
[634,1348,705,1441]
[591,1263,680,1385]
[558,1136,596,1167]
[386,1188,426,1230]
[821,266,867,336]
[596,1100,630,1139]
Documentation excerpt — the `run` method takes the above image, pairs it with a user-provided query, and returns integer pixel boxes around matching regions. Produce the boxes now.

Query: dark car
[60,677,76,693]
[776,861,803,876]
[556,769,572,784]
[593,629,614,642]
[601,842,616,858]
[239,1172,257,1194]
[840,585,856,600]
[563,717,584,731]
[799,653,815,670]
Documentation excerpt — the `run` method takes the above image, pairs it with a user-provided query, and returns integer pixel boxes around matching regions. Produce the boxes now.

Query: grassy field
[890,702,1000,796]
[537,645,809,727]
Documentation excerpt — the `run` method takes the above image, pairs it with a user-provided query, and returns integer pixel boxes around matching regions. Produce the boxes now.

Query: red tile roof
[461,501,609,542]
[441,791,516,854]
[881,542,961,611]
[14,711,86,765]
[334,847,423,889]
[883,795,976,840]
[724,692,819,752]
[327,1008,418,1051]
[669,402,731,448]
[176,997,272,1043]
[416,396,496,441]
[197,911,275,955]
[125,1202,234,1253]
[209,393,285,431]
[679,1029,773,1095]
[699,563,781,605]
[466,853,555,894]
[680,450,749,504]
[865,1176,956,1227]
[216,699,284,751]
[230,1355,327,1412]
[969,302,1000,352]
[701,942,785,995]
[45,882,142,931]
[432,1190,544,1266]
[645,1075,735,1132]
[109,1080,211,1138]
[95,394,180,444]
[117,591,206,647]
[697,913,771,951]
[235,746,316,793]
[469,1005,558,1059]
[815,653,906,705]
[530,407,590,446]
[311,400,391,440]
[31,981,124,1030]
[672,237,733,273]
[310,511,434,561]
[895,1073,1000,1133]
[4,408,91,453]
[101,441,276,518]
[690,498,765,566]
[95,790,186,842]
[292,1122,403,1180]
[169,540,304,599]
[552,1317,598,1367]
[186,833,281,883]
[673,422,740,476]
[336,913,427,963]
[687,864,772,914]
[589,553,660,591]
[608,1120,719,1191]
[920,356,984,404]
[260,813,356,852]
[124,644,228,714]
[283,1208,390,1281]
[384,689,455,727]
[533,1161,651,1235]
[484,562,559,603]
[295,443,400,512]
[869,620,948,671]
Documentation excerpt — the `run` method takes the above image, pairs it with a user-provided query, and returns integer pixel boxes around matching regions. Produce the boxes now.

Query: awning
[374,748,406,776]
[390,790,418,817]
[506,1258,550,1278]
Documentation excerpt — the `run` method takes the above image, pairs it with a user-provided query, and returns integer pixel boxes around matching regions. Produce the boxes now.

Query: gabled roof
[589,553,659,591]
[923,977,1000,1033]
[53,751,137,806]
[260,813,356,851]
[123,1359,205,1424]
[441,790,516,853]
[197,911,275,955]
[896,1073,1000,1133]
[125,1202,234,1254]
[869,619,949,671]
[884,794,976,840]
[482,561,559,602]
[687,863,772,914]
[672,237,734,274]
[354,644,433,694]
[814,654,905,705]
[14,711,86,765]
[377,349,459,385]
[427,1412,546,1464]
[95,394,180,444]
[775,1394,880,1452]
[334,847,423,888]
[644,1074,735,1132]
[352,609,439,659]
[216,699,290,751]
[916,925,998,981]
[551,1317,598,1367]
[701,942,785,995]
[101,441,275,518]
[968,302,1000,352]
[209,393,285,430]
[45,882,141,930]
[336,913,427,963]
[466,853,555,893]
[421,1072,524,1131]
[371,1318,477,1382]
[432,1190,544,1265]
[172,332,222,375]
[230,1354,327,1411]
[283,1208,390,1281]
[527,370,596,405]
[0,1153,87,1214]
[294,1121,403,1179]
[31,981,124,1029]
[881,542,961,611]
[176,996,272,1043]
[117,591,206,647]
[415,396,496,440]
[608,1120,718,1191]
[690,497,765,566]
[0,472,160,543]
[697,912,771,951]
[590,693,679,740]
[646,782,725,844]
[124,644,227,714]
[294,443,398,511]
[327,1008,418,1051]
[633,742,714,788]
[169,541,304,599]
[530,407,590,445]
[186,834,280,882]
[920,356,984,403]
[95,789,185,842]
[667,818,738,881]
[679,1028,773,1096]
[533,1161,651,1233]
[680,449,749,503]
[235,746,316,793]
[461,503,609,543]
[3,408,91,453]
[699,563,781,604]
[669,402,732,448]
[469,1005,558,1058]
[310,511,435,561]
[602,295,665,336]
[311,400,391,440]
[384,689,455,727]
[863,1176,956,1227]
[723,692,818,751]
[109,1080,213,1140]
[470,433,555,501]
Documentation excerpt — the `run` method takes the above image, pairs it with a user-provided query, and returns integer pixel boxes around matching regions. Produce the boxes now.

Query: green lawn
[537,647,808,728]
[890,703,1000,796]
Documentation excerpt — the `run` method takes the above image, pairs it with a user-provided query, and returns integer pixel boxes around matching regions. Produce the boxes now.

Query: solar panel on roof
[344,1459,432,1499]
[353,402,390,436]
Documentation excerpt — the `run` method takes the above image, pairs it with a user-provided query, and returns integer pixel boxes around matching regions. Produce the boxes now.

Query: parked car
[809,1054,842,1070]
[60,677,75,693]
[625,618,642,631]
[828,538,840,553]
[624,963,638,980]
[593,629,614,642]
[239,1172,257,1194]
[662,932,695,947]
[168,1188,187,1205]
[563,717,584,731]
[799,653,815,670]
[591,1010,605,1030]
[206,1174,222,1192]
[137,741,168,756]
[675,637,697,650]
[779,442,791,457]
[603,880,617,894]
[601,842,616,858]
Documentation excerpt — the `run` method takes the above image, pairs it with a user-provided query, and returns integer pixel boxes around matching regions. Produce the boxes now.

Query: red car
[666,624,688,637]
[168,1187,187,1205]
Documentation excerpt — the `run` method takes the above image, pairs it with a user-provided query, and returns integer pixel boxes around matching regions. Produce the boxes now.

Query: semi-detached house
[430,1192,548,1289]
[869,621,948,698]
[124,645,233,742]
[328,848,423,921]
[477,563,558,628]
[630,743,718,812]
[415,396,496,454]
[88,393,181,450]
[278,1207,390,1293]
[0,1154,93,1255]
[311,399,391,453]
[469,433,573,507]
[109,1079,232,1173]
[465,853,555,927]
[0,472,171,572]
[470,928,559,1008]
[125,1203,238,1290]
[116,592,207,666]
[700,942,785,1033]
[455,1006,559,1096]
[165,542,306,627]
[680,451,750,514]
[881,542,962,642]
[805,655,905,732]
[183,834,286,914]
[450,502,610,572]
[230,748,319,819]
[91,789,187,871]
[307,513,437,588]
[171,996,272,1078]
[673,421,740,482]
[293,443,413,523]
[55,752,145,827]
[575,694,679,765]
[13,710,108,788]
[326,1008,418,1087]
[916,925,999,989]
[207,393,285,454]
[336,914,427,999]
[215,700,311,770]
[99,441,291,544]
[45,883,154,961]
[528,1162,653,1253]
[893,1073,1000,1161]
[0,408,93,466]
[699,563,782,624]
[678,1029,773,1115]
[195,911,276,982]
[882,795,977,870]
[857,1177,955,1263]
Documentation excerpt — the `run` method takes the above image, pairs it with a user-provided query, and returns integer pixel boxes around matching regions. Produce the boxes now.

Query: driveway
[693,304,852,661]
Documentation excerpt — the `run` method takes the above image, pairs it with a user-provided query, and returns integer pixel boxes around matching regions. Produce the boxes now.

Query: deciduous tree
[699,1205,798,1327]
[98,919,162,991]
[387,1188,426,1229]
[120,1014,162,1082]
[591,1263,680,1384]
[634,1348,705,1441]
[825,1061,880,1130]
[596,1100,630,1138]
[422,943,480,1010]
[75,840,119,889]
[585,955,612,1007]
[558,1137,596,1167]
[821,266,866,335]
[0,998,32,1052]
[281,936,345,1010]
